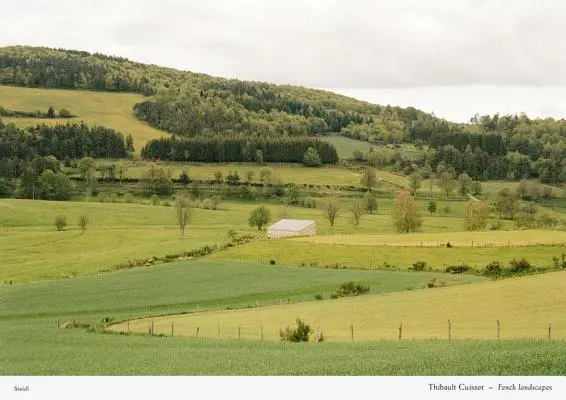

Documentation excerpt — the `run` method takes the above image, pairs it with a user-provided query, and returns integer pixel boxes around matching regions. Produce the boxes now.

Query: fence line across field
[118,319,557,342]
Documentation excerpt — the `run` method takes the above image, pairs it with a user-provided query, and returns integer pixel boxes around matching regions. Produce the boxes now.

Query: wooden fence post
[548,320,552,341]
[448,319,452,340]
[57,319,60,329]
[496,320,501,345]
[260,323,264,342]
[127,319,130,333]
[171,322,174,337]
[350,323,354,342]
[151,321,154,336]
[398,321,403,341]
[195,326,200,339]
[238,325,241,340]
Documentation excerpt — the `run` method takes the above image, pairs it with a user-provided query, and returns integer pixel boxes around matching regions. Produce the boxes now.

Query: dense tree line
[0,120,131,179]
[141,135,338,164]
[133,98,329,137]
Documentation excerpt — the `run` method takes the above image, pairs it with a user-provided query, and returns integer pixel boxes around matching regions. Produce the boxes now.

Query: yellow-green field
[293,230,566,247]
[113,271,566,341]
[0,85,164,151]
[0,199,260,282]
[97,160,376,188]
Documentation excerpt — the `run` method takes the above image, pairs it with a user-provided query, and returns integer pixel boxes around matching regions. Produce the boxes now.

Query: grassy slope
[123,271,566,342]
[6,259,565,376]
[2,198,565,282]
[0,199,258,282]
[0,85,164,152]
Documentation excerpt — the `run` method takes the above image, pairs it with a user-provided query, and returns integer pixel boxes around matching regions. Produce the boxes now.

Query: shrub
[280,319,313,342]
[59,108,73,118]
[123,193,134,203]
[446,242,453,248]
[269,259,276,265]
[55,215,67,231]
[445,264,471,274]
[426,278,437,288]
[329,294,339,299]
[202,198,214,210]
[336,281,370,297]
[483,261,502,276]
[411,260,428,271]
[109,193,118,203]
[150,194,160,205]
[509,258,532,273]
[314,294,323,300]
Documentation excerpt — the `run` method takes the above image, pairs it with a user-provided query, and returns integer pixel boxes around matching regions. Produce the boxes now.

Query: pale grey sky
[1,0,565,121]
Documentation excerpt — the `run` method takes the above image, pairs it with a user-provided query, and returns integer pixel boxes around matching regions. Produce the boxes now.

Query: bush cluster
[335,281,370,297]
[116,233,255,270]
[482,258,540,278]
[444,264,471,274]
[279,319,324,342]
[410,261,429,271]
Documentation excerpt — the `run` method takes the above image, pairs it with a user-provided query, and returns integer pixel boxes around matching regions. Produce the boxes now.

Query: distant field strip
[0,85,165,151]
[292,230,566,247]
[114,271,566,341]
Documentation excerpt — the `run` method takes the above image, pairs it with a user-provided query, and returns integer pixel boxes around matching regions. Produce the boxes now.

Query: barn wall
[267,224,316,238]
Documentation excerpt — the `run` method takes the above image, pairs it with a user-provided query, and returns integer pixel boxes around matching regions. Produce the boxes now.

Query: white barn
[266,219,316,239]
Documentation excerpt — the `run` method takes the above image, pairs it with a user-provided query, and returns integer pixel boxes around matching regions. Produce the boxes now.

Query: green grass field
[96,159,376,188]
[3,258,565,375]
[0,85,165,152]
[209,239,566,270]
[120,271,566,342]
[294,230,566,247]
[2,197,565,282]
[0,199,262,283]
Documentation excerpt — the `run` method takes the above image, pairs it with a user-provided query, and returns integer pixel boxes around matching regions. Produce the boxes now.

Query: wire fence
[112,318,558,343]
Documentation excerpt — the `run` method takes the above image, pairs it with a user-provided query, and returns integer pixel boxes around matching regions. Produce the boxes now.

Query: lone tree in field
[364,192,378,214]
[78,215,89,234]
[393,191,422,234]
[303,147,322,167]
[175,196,193,238]
[249,205,271,230]
[55,215,67,231]
[427,200,437,216]
[409,171,422,195]
[350,202,365,229]
[323,196,340,227]
[78,157,97,201]
[463,200,491,231]
[359,168,377,192]
[437,170,455,199]
[457,173,473,198]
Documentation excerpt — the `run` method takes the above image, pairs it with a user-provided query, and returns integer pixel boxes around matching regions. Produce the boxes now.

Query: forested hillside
[1,45,565,182]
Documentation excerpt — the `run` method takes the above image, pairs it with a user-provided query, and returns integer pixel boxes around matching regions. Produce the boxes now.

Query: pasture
[2,197,565,282]
[2,257,565,375]
[294,230,566,247]
[116,271,566,342]
[0,85,164,152]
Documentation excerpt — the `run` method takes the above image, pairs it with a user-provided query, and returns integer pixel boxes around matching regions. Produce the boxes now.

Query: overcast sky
[1,0,566,122]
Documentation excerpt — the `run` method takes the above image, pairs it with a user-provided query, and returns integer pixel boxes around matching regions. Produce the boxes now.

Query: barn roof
[267,219,315,231]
